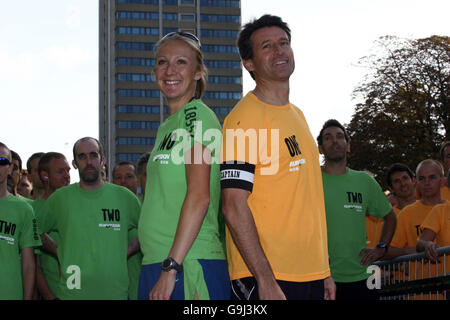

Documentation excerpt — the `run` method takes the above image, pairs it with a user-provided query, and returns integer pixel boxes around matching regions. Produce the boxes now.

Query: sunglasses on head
[0,157,11,166]
[161,31,201,48]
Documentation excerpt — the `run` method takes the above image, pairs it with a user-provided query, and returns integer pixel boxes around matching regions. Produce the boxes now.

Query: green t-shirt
[40,183,141,300]
[138,99,225,265]
[33,197,61,296]
[322,169,392,283]
[0,194,41,300]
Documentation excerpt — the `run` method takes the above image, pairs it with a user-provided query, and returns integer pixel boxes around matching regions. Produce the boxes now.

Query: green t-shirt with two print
[322,169,392,282]
[39,183,141,300]
[0,195,41,299]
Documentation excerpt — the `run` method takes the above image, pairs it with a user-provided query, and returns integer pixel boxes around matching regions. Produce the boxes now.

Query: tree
[347,35,450,188]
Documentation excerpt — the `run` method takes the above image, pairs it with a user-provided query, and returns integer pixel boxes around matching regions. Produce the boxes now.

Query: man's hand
[149,270,177,300]
[423,241,440,263]
[324,276,336,300]
[257,279,286,300]
[359,247,386,266]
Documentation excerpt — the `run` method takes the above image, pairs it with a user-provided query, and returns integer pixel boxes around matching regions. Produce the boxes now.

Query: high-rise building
[99,0,242,175]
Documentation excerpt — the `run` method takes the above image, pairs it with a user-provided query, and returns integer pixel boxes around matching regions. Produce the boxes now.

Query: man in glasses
[0,142,41,300]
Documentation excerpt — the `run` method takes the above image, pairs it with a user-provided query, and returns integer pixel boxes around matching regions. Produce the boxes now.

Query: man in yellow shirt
[366,164,416,248]
[220,14,335,300]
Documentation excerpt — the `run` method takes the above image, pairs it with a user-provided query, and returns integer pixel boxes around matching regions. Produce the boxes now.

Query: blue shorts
[138,259,230,300]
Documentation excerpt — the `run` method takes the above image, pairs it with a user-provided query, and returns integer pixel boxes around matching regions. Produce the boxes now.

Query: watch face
[162,259,172,269]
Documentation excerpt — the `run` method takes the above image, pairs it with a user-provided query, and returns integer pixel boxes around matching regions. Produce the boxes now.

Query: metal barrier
[374,246,450,300]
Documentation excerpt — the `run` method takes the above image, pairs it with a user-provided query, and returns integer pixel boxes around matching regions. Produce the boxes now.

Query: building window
[118,105,168,114]
[181,0,195,5]
[117,89,160,98]
[117,0,159,4]
[117,11,159,20]
[200,29,238,38]
[117,73,154,82]
[200,14,240,23]
[116,153,144,162]
[203,45,238,53]
[116,57,155,67]
[117,26,159,36]
[116,41,155,51]
[203,91,242,100]
[117,121,160,130]
[204,60,241,69]
[180,14,195,21]
[117,137,156,146]
[200,0,240,8]
[163,0,178,5]
[208,75,241,84]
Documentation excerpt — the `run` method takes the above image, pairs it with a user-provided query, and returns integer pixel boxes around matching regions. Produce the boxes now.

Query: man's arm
[360,209,397,265]
[21,247,36,300]
[417,229,439,263]
[127,236,140,259]
[222,188,285,300]
[35,255,57,300]
[40,233,58,257]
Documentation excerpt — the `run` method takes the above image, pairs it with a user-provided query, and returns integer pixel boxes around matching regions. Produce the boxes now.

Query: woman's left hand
[149,270,177,300]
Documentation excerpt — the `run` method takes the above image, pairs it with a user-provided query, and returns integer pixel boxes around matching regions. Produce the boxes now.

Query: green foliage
[347,36,449,189]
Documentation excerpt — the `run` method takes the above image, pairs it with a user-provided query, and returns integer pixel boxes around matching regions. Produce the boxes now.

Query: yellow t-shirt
[220,92,330,282]
[391,201,435,248]
[391,200,447,286]
[366,206,401,248]
[441,185,450,201]
[421,201,450,272]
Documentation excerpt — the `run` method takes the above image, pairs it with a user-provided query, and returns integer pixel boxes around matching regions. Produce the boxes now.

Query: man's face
[416,163,444,199]
[0,148,12,188]
[47,158,71,191]
[389,171,416,199]
[244,26,295,83]
[29,157,43,189]
[73,139,104,185]
[17,174,33,198]
[113,164,138,195]
[319,126,350,162]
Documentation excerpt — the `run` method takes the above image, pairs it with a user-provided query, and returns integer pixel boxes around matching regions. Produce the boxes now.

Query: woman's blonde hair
[155,33,208,99]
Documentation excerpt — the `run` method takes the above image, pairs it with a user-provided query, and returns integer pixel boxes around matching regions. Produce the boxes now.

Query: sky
[1,0,449,182]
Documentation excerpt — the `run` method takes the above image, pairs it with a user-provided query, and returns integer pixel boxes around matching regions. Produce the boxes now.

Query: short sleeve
[220,106,263,192]
[420,205,442,234]
[366,174,392,219]
[19,205,42,249]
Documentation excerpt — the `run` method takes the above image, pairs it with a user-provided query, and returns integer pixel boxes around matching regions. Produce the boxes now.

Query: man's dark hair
[27,152,45,173]
[38,152,67,177]
[386,163,415,188]
[11,150,22,171]
[137,152,150,175]
[237,14,291,80]
[72,137,104,164]
[0,142,11,159]
[440,141,450,161]
[316,119,350,146]
[112,161,137,176]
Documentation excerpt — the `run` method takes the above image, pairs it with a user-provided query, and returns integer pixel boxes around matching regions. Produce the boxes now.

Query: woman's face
[155,39,202,103]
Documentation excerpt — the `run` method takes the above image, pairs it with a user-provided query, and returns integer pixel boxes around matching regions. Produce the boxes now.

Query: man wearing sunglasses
[0,142,41,300]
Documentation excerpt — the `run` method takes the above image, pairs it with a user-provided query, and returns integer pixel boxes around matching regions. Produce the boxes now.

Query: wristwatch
[376,242,389,253]
[161,257,183,273]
